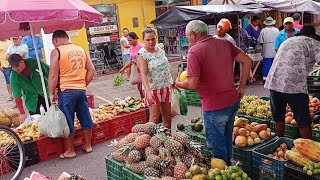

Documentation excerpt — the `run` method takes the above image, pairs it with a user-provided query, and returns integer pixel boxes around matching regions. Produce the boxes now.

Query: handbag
[129,61,141,85]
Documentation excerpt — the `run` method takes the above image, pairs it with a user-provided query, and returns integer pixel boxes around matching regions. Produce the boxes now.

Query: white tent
[256,0,320,14]
[208,0,258,5]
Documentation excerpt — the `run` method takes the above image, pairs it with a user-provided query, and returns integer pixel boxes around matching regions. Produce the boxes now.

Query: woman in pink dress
[119,32,144,99]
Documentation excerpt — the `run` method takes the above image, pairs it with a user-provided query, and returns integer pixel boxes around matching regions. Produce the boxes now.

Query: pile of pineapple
[111,122,208,180]
[238,96,272,119]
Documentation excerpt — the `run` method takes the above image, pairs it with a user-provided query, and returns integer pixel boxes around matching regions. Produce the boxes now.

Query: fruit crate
[261,96,270,101]
[36,136,64,162]
[270,121,276,133]
[313,129,320,142]
[106,156,124,180]
[285,124,300,139]
[91,122,111,145]
[129,108,147,128]
[0,158,11,176]
[182,126,211,157]
[246,115,271,127]
[233,135,277,177]
[122,167,145,180]
[308,76,320,98]
[107,113,131,139]
[284,162,320,180]
[252,137,294,180]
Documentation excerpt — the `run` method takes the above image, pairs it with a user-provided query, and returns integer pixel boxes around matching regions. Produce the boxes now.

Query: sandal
[59,153,76,159]
[7,97,13,101]
[82,147,93,153]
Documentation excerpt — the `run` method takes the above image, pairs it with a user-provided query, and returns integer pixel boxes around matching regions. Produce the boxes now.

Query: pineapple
[145,146,158,157]
[164,137,184,156]
[127,161,148,174]
[111,150,126,162]
[173,162,188,179]
[160,177,175,180]
[159,160,174,177]
[116,138,129,149]
[181,153,195,168]
[150,135,162,150]
[134,134,151,149]
[126,133,138,143]
[146,154,160,168]
[144,167,160,178]
[131,124,146,133]
[127,150,142,163]
[158,147,171,159]
[173,132,190,146]
[144,122,157,135]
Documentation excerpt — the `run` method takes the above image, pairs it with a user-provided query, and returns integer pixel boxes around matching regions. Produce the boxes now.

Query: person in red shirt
[175,20,252,165]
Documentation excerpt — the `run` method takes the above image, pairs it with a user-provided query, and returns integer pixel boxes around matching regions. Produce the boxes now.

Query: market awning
[256,0,320,14]
[151,4,271,28]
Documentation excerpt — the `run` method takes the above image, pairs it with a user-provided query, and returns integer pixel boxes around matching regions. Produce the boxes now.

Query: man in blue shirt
[22,35,44,59]
[275,17,300,51]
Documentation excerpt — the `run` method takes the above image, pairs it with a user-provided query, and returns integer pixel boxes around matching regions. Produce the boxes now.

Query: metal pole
[30,24,50,111]
[237,15,241,48]
[302,12,304,25]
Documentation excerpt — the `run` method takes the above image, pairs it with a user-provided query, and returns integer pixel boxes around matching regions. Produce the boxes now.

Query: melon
[179,71,187,81]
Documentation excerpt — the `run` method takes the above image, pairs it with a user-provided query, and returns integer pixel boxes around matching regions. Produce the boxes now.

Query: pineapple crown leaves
[118,143,135,156]
[187,141,202,152]
[155,124,170,136]
[108,139,119,147]
[157,160,172,170]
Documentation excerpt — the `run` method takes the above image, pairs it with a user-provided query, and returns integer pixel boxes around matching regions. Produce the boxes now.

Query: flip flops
[7,97,13,101]
[82,147,93,153]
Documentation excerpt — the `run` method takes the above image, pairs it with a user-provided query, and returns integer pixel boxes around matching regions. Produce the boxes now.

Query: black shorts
[270,90,311,128]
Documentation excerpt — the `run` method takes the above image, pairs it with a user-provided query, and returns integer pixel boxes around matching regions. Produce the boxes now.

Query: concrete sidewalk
[0,61,269,179]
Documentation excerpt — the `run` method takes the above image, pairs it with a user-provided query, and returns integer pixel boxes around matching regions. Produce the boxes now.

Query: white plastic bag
[39,105,70,138]
[171,89,180,116]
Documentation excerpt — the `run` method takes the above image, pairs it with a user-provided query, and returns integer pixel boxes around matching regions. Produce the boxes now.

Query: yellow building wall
[83,0,156,40]
[68,28,90,54]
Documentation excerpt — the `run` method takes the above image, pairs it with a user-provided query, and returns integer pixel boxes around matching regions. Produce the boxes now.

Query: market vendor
[265,26,320,139]
[8,54,50,123]
[213,18,236,45]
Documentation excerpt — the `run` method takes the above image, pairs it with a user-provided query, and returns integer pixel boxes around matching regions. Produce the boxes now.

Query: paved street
[0,61,269,179]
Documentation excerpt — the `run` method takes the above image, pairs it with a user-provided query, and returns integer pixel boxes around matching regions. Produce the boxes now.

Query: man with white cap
[275,17,300,51]
[214,18,236,45]
[258,17,279,84]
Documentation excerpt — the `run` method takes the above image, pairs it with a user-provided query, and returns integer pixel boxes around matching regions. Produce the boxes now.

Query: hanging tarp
[151,4,270,28]
[256,0,320,14]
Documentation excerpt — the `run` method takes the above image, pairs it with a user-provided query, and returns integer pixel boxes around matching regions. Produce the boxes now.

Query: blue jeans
[3,67,12,84]
[58,90,93,133]
[203,102,240,165]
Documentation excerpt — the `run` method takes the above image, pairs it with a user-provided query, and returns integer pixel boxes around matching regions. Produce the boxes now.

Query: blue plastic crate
[253,137,294,180]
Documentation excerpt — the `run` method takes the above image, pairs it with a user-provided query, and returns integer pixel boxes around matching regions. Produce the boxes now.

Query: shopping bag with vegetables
[171,88,188,116]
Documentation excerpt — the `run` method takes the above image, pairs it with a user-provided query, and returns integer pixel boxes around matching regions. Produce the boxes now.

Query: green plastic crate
[233,135,277,178]
[313,129,320,142]
[246,116,271,127]
[270,121,276,133]
[122,167,145,180]
[260,96,270,101]
[252,137,294,180]
[182,126,211,158]
[285,124,300,139]
[106,156,124,180]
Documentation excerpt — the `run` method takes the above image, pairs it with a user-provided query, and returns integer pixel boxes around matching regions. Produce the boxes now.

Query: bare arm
[120,61,133,73]
[121,39,131,49]
[137,55,151,93]
[49,49,59,97]
[234,52,252,98]
[85,53,96,86]
[175,76,199,90]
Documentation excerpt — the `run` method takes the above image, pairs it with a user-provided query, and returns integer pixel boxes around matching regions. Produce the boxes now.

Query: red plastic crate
[108,114,131,139]
[129,109,147,128]
[63,129,85,152]
[87,94,94,108]
[91,122,110,145]
[0,158,11,176]
[36,136,64,162]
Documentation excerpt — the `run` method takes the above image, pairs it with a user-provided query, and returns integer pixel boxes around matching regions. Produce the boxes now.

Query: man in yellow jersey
[49,30,96,159]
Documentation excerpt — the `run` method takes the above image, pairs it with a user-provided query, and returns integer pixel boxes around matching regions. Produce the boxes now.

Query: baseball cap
[8,54,23,67]
[292,13,301,21]
[283,17,294,25]
[217,18,232,31]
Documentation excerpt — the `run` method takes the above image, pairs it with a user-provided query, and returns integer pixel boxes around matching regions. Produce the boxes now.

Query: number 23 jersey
[57,44,87,91]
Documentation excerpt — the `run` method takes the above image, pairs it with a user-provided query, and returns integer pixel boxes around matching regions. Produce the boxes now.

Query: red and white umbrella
[0,0,103,110]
